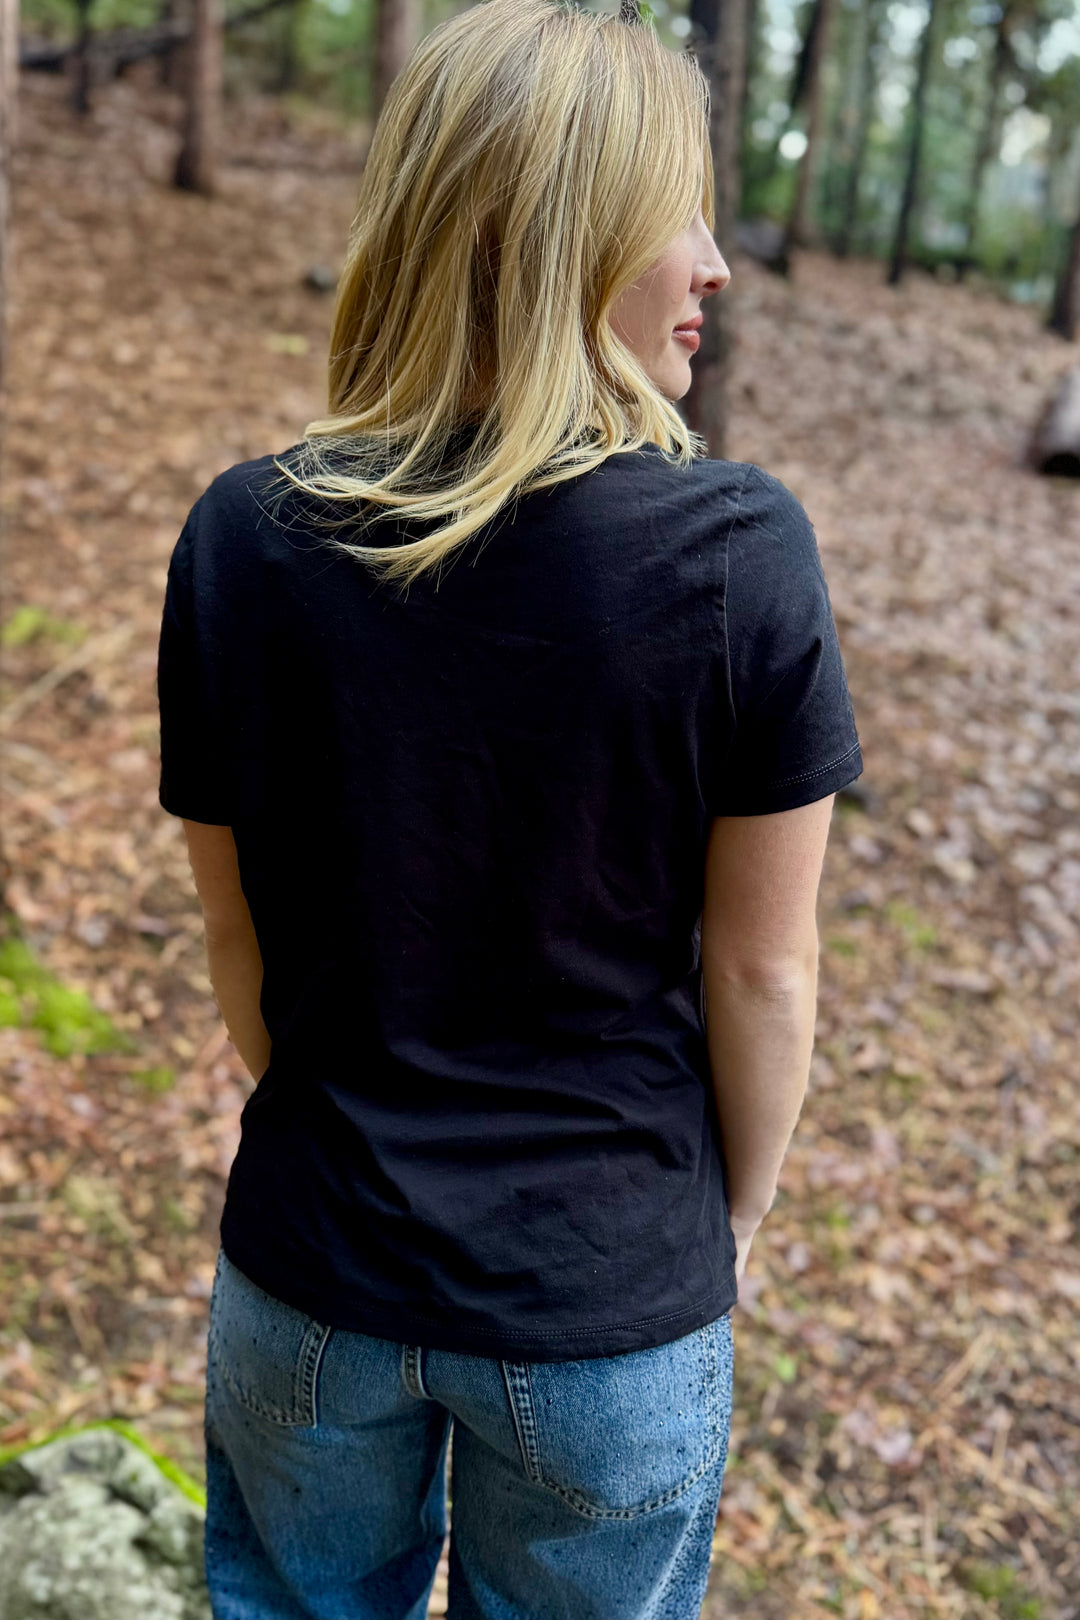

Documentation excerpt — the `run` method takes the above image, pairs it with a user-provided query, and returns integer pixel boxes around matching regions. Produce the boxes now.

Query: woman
[156,1,863,1616]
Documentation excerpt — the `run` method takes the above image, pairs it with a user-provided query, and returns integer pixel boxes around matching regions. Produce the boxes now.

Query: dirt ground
[1,65,1077,1620]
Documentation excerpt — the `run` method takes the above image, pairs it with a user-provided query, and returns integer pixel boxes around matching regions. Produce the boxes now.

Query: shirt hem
[219,1230,738,1363]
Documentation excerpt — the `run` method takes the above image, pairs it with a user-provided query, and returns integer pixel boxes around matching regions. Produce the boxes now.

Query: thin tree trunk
[0,0,15,401]
[836,0,885,257]
[684,0,749,460]
[820,0,860,241]
[0,0,14,918]
[371,0,419,124]
[159,0,187,89]
[174,0,223,194]
[1048,177,1080,341]
[738,0,760,179]
[275,0,306,94]
[959,5,1009,254]
[759,0,818,197]
[887,0,939,287]
[787,0,837,246]
[71,0,94,114]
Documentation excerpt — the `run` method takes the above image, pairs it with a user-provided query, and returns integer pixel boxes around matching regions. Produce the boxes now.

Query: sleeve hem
[711,743,863,817]
[159,790,235,826]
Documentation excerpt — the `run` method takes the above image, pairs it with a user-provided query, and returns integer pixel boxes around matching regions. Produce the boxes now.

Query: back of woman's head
[277,0,714,589]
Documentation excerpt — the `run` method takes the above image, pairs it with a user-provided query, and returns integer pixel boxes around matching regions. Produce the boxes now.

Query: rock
[0,1430,210,1620]
[302,264,338,293]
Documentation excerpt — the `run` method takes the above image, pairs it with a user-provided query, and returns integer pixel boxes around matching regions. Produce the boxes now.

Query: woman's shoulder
[173,446,315,576]
[192,446,304,528]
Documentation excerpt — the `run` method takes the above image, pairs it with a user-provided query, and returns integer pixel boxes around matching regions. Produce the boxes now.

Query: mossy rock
[0,1426,209,1620]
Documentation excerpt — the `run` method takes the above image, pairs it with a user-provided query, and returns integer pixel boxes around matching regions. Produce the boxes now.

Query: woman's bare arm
[701,796,835,1282]
[181,821,271,1083]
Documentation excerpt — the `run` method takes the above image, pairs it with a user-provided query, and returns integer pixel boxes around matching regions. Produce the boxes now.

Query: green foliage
[1,605,84,649]
[0,930,134,1059]
[825,935,859,957]
[62,1173,135,1239]
[161,1196,198,1232]
[772,1352,798,1384]
[959,1561,1042,1620]
[883,902,937,951]
[132,1064,176,1093]
[21,0,159,43]
[17,0,1079,320]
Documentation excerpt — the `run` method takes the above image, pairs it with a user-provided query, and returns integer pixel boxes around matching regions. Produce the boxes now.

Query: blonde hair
[273,0,714,590]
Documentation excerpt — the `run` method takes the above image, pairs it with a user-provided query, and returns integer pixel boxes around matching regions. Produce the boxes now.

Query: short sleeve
[156,499,238,825]
[712,466,863,816]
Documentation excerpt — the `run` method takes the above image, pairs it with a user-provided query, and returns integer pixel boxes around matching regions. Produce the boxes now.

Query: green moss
[772,1353,798,1385]
[959,1561,1041,1619]
[132,1065,176,1094]
[0,1419,206,1509]
[62,1174,135,1240]
[1,605,84,648]
[883,901,938,951]
[887,1068,926,1099]
[161,1197,198,1233]
[0,927,134,1058]
[0,978,20,1026]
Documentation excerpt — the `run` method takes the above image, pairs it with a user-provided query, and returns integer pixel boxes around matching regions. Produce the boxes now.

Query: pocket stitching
[208,1297,333,1428]
[502,1361,544,1484]
[509,1321,728,1522]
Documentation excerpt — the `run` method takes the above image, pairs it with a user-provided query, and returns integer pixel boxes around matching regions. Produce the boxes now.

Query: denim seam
[208,1314,332,1428]
[502,1362,544,1484]
[207,1323,288,1426]
[299,1321,334,1427]
[505,1322,728,1523]
[401,1344,430,1401]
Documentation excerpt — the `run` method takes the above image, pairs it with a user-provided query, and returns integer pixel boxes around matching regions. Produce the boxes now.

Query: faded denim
[204,1249,734,1620]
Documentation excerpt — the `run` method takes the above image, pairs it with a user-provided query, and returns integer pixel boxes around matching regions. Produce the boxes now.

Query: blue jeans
[204,1249,734,1620]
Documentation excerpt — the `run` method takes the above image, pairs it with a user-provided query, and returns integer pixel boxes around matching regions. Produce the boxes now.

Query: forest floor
[1,65,1078,1620]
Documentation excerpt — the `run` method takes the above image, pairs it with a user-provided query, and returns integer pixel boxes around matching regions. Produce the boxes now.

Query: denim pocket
[502,1313,733,1520]
[207,1250,334,1428]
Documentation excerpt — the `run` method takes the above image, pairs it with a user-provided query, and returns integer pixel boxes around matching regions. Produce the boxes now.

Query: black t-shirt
[157,441,863,1360]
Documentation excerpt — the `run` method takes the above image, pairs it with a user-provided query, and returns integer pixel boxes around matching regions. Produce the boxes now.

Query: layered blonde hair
[274,0,714,589]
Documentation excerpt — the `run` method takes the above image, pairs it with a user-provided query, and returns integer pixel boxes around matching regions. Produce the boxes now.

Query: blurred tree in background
[14,0,1080,316]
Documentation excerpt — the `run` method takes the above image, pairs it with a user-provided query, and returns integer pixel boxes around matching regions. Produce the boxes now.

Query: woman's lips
[672,328,700,351]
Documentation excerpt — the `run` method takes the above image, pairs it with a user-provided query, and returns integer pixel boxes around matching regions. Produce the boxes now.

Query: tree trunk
[886,0,939,287]
[275,0,306,94]
[159,0,187,90]
[759,0,818,199]
[835,0,885,257]
[0,0,15,400]
[820,0,860,241]
[71,0,94,115]
[738,0,760,178]
[683,0,749,460]
[1029,362,1080,476]
[1048,183,1080,342]
[959,4,1009,255]
[787,0,837,247]
[371,0,419,124]
[173,0,223,195]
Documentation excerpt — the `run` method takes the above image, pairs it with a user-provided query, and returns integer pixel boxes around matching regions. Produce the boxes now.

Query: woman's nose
[699,254,731,296]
